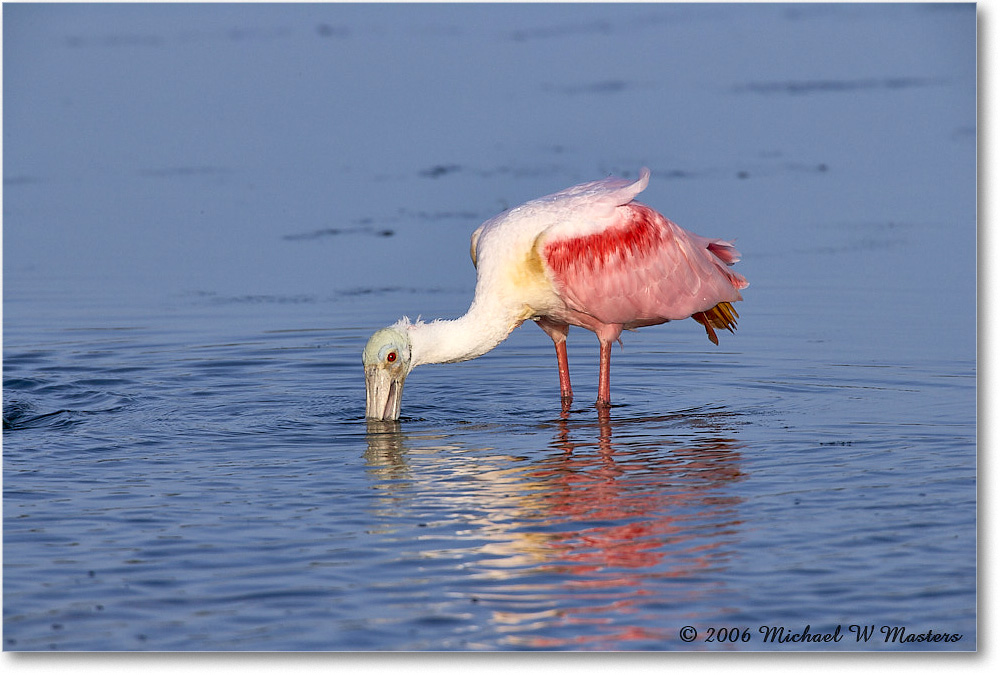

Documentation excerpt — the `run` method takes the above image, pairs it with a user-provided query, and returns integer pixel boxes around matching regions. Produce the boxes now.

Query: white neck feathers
[405,300,523,368]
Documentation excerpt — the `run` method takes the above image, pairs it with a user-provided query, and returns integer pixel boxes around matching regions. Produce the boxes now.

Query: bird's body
[363,168,748,421]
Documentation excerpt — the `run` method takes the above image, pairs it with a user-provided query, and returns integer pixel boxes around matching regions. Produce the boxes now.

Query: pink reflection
[500,409,746,647]
[363,408,747,649]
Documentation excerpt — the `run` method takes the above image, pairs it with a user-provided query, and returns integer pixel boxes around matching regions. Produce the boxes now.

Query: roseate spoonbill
[363,168,748,420]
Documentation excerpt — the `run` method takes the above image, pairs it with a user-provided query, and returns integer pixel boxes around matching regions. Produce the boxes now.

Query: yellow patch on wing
[500,239,560,325]
[507,241,550,292]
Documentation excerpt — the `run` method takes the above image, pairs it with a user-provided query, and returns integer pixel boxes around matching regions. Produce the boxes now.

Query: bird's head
[362,325,413,421]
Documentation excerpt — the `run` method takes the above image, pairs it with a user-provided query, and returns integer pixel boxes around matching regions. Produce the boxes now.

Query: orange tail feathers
[692,302,740,346]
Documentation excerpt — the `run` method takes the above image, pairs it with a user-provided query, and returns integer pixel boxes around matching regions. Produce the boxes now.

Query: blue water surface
[3,3,976,651]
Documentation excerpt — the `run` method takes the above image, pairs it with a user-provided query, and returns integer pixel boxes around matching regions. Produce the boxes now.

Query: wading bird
[363,168,748,420]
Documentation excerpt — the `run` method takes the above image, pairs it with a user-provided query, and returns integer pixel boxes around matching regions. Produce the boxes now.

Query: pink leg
[536,319,572,401]
[554,339,573,401]
[597,339,613,408]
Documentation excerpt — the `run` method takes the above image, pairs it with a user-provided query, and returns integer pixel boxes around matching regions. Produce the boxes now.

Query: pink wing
[538,184,747,330]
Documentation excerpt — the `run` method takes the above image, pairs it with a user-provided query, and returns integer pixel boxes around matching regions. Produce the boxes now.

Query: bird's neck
[407,300,524,368]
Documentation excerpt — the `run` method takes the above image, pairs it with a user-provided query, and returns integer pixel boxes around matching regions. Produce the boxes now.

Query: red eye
[386,351,397,363]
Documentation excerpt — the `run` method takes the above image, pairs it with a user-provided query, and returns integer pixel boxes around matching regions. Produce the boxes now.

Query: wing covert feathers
[470,224,485,269]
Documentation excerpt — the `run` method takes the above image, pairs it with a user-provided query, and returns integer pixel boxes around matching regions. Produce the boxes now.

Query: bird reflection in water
[362,408,745,649]
[363,419,409,481]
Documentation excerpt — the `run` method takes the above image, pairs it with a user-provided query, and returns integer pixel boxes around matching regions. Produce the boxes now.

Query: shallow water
[3,3,976,650]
